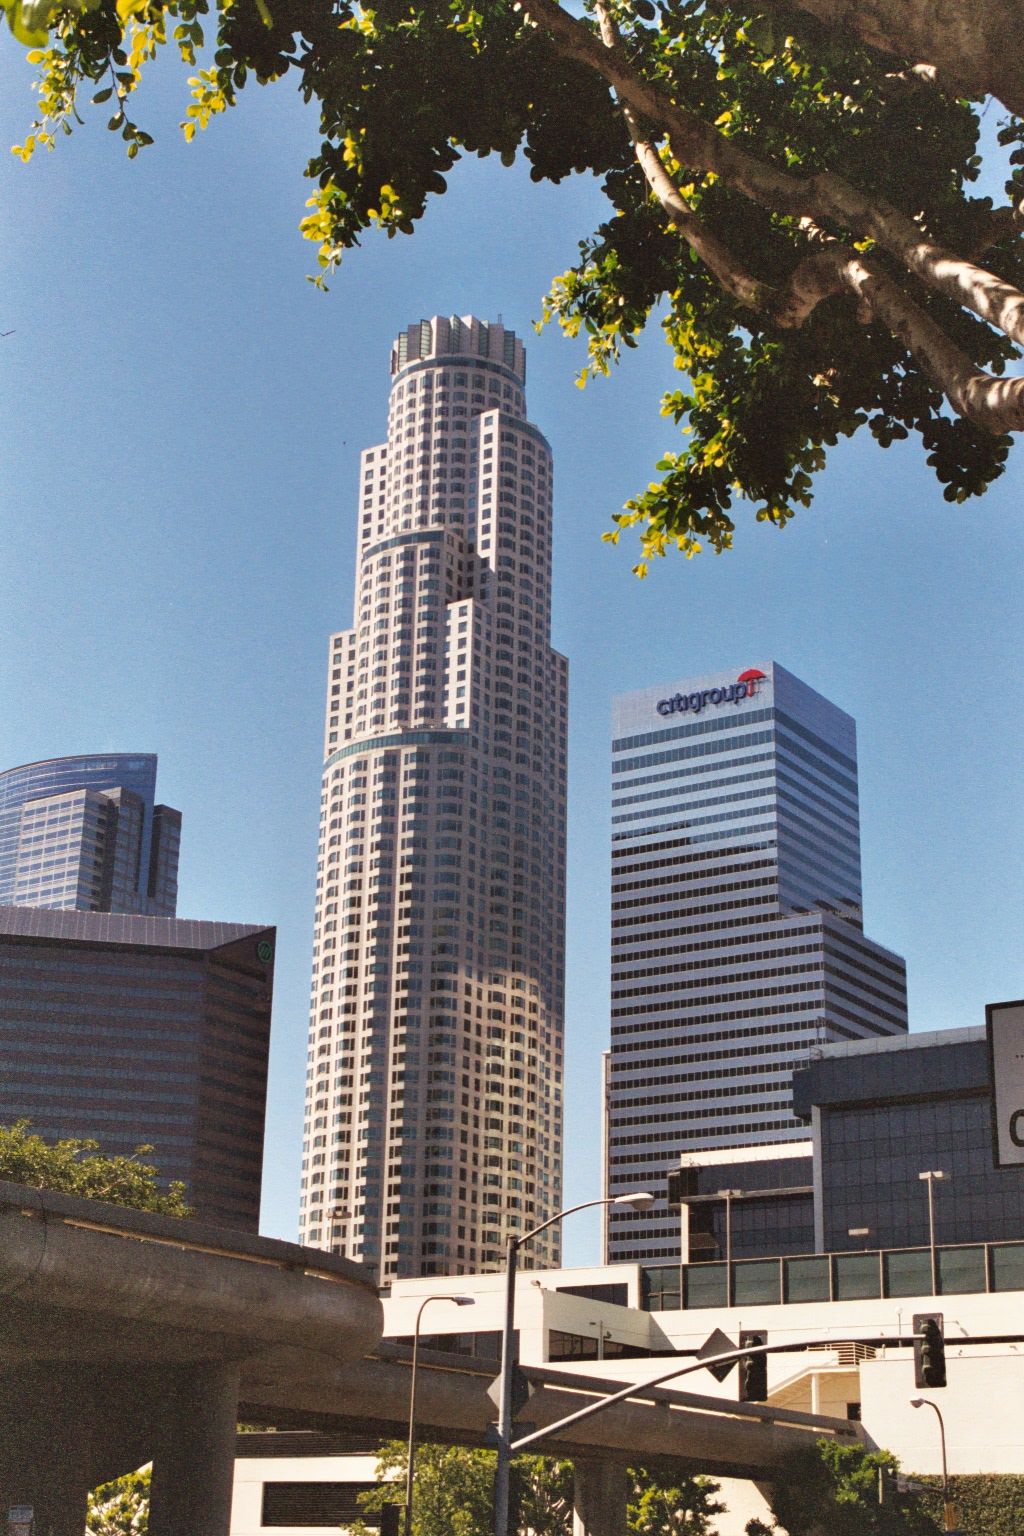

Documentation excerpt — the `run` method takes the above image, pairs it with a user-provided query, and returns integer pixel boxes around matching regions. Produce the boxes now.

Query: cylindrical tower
[298,316,569,1282]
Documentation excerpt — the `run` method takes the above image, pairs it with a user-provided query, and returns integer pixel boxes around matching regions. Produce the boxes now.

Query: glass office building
[794,1026,1024,1252]
[0,907,275,1230]
[603,661,908,1265]
[0,753,181,915]
[297,316,568,1280]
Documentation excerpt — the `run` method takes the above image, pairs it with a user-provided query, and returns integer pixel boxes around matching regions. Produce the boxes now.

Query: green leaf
[6,1,49,47]
[92,86,113,102]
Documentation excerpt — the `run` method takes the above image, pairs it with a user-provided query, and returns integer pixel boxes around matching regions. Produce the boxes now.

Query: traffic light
[380,1505,401,1536]
[739,1330,768,1402]
[913,1313,946,1389]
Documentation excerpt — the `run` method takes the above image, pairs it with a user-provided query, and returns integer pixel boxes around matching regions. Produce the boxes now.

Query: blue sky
[1,43,1022,1263]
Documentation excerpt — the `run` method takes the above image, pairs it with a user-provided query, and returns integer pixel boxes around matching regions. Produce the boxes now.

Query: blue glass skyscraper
[603,662,907,1265]
[0,753,181,914]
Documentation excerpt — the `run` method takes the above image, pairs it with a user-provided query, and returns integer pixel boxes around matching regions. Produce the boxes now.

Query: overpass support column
[572,1457,629,1536]
[149,1363,241,1536]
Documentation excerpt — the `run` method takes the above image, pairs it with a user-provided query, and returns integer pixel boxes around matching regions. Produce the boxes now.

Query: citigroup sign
[657,669,767,718]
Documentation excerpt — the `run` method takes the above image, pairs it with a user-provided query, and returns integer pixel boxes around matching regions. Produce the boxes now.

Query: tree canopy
[750,1438,942,1536]
[86,1467,150,1535]
[5,0,1024,569]
[352,1440,724,1536]
[0,1119,192,1216]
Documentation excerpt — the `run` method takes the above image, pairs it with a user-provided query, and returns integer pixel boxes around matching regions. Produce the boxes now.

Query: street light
[404,1293,475,1536]
[918,1171,946,1295]
[910,1397,957,1531]
[493,1191,655,1536]
[716,1189,743,1301]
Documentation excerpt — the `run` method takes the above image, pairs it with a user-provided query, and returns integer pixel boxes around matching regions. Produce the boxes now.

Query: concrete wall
[860,1353,1024,1474]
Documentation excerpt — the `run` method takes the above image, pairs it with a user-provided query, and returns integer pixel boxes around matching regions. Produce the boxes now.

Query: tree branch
[556,0,1024,436]
[768,0,1024,118]
[630,132,772,309]
[827,248,1024,434]
[521,0,1024,357]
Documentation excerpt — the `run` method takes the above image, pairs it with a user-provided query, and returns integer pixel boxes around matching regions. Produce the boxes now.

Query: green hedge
[915,1475,1024,1536]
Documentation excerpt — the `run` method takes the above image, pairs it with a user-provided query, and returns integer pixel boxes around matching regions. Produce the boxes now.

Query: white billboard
[987,1000,1024,1166]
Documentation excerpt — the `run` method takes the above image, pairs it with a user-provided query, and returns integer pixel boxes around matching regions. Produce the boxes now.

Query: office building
[603,661,908,1264]
[0,906,275,1229]
[665,1022,1024,1271]
[298,315,568,1280]
[794,1025,1024,1254]
[0,753,181,915]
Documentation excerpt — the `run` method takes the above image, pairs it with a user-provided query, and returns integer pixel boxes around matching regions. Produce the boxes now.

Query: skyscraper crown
[391,314,526,383]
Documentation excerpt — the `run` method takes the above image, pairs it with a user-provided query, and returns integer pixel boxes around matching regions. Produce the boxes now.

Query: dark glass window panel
[833,1252,881,1300]
[548,1330,599,1361]
[641,1266,681,1312]
[557,1282,629,1307]
[937,1246,987,1295]
[784,1255,830,1303]
[991,1243,1024,1292]
[884,1248,931,1297]
[684,1262,728,1309]
[732,1259,781,1307]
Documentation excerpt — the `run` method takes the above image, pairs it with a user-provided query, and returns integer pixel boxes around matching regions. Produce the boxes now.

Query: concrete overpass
[0,1183,859,1536]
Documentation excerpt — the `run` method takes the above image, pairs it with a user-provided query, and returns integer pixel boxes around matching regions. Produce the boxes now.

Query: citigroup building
[603,661,909,1265]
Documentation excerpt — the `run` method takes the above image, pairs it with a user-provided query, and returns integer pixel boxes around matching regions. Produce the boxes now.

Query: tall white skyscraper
[298,316,569,1282]
[602,662,907,1265]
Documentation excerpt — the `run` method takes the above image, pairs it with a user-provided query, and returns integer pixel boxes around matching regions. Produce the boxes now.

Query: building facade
[0,753,181,915]
[603,662,908,1265]
[0,907,274,1229]
[298,315,568,1281]
[794,1025,1024,1254]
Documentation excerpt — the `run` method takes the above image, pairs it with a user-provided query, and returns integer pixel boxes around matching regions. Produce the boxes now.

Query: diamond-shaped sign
[697,1328,737,1382]
[487,1365,535,1419]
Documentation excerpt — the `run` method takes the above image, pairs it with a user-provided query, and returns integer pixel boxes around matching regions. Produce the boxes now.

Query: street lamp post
[404,1293,474,1536]
[918,1171,946,1295]
[493,1190,655,1536]
[911,1397,956,1531]
[717,1189,742,1303]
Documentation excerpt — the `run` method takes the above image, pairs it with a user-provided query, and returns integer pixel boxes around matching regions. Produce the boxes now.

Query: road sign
[987,1000,1024,1166]
[697,1328,737,1382]
[487,1365,535,1418]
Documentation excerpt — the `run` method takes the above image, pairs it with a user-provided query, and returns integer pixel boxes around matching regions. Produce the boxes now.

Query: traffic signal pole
[505,1327,944,1457]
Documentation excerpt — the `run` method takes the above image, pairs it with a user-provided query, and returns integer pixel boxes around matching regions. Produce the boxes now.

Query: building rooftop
[809,1025,984,1059]
[0,906,269,951]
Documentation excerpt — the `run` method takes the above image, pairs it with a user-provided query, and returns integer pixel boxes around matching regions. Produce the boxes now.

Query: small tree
[516,1454,575,1536]
[0,1120,191,1217]
[354,1441,496,1536]
[86,1467,150,1535]
[627,1464,725,1536]
[751,1438,942,1536]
